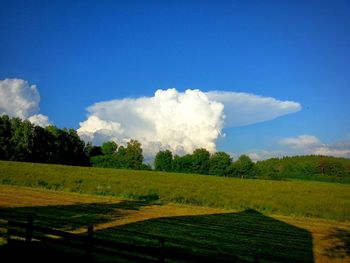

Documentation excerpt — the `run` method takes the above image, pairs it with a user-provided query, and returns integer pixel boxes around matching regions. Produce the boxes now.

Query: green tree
[116,145,126,167]
[172,154,194,173]
[317,159,346,177]
[154,150,173,171]
[31,125,54,163]
[90,154,120,168]
[44,126,88,166]
[209,152,232,176]
[66,129,89,166]
[101,141,118,155]
[86,144,103,157]
[227,154,254,178]
[124,140,144,169]
[192,148,210,174]
[0,115,13,160]
[0,115,88,166]
[10,118,34,161]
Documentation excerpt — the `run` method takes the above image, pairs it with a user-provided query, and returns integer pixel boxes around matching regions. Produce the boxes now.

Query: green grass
[1,160,350,221]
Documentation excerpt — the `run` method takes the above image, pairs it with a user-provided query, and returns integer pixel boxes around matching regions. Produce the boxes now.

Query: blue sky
[1,0,349,160]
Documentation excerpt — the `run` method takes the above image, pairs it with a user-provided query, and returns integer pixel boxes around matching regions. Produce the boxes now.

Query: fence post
[86,225,93,261]
[6,220,11,245]
[158,237,165,263]
[25,215,33,244]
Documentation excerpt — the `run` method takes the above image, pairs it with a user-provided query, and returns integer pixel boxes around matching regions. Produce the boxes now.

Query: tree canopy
[0,115,89,166]
[154,150,173,172]
[226,155,254,178]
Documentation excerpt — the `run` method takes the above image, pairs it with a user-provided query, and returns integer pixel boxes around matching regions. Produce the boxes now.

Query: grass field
[0,160,350,221]
[0,184,349,262]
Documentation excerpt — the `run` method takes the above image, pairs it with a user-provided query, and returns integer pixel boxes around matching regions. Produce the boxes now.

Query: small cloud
[27,114,51,127]
[245,150,285,161]
[246,152,262,162]
[0,78,51,127]
[280,135,322,149]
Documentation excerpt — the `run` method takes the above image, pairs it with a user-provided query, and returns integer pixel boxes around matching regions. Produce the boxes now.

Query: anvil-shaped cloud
[78,88,301,158]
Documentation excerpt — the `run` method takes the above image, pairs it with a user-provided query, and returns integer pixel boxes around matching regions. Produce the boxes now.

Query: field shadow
[0,201,314,262]
[0,240,89,263]
[97,209,314,262]
[0,199,156,231]
[323,227,350,259]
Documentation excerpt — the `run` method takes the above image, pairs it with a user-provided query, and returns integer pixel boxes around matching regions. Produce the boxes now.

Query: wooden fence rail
[1,215,248,263]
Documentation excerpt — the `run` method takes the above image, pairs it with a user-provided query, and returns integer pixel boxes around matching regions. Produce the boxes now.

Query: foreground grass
[0,185,349,262]
[0,160,350,220]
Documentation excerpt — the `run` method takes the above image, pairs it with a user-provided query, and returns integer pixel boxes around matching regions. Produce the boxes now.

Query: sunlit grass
[0,160,350,220]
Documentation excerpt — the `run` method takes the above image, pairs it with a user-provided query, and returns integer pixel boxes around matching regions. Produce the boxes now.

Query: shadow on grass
[97,209,314,262]
[0,240,90,263]
[0,199,157,231]
[323,227,350,259]
[0,201,315,262]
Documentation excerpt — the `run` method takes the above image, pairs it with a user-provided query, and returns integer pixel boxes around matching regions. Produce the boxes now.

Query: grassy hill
[1,160,349,221]
[254,155,350,183]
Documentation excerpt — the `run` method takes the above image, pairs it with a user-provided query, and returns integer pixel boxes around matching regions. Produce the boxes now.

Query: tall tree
[101,141,118,155]
[227,155,254,178]
[10,118,34,161]
[0,115,13,160]
[155,150,173,171]
[172,154,194,173]
[124,140,143,169]
[85,143,103,157]
[192,148,210,174]
[67,129,89,166]
[209,152,232,176]
[31,125,54,163]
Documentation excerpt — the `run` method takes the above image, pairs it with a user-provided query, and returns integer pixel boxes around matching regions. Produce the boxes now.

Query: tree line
[87,140,151,170]
[154,149,255,177]
[0,115,89,166]
[1,115,349,181]
[153,148,350,179]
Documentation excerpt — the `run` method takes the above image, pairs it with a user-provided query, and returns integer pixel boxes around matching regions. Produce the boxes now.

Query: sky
[1,0,350,161]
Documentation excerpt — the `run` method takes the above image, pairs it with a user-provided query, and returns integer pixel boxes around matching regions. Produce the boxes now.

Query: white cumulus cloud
[27,114,52,127]
[78,88,301,159]
[0,78,51,127]
[78,89,224,158]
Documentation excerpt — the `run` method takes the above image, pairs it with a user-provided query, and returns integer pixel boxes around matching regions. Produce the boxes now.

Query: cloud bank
[0,79,51,127]
[78,88,301,158]
[235,135,350,162]
[280,135,350,158]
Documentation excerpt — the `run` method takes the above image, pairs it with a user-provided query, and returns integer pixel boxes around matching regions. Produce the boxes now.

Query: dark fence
[0,215,250,263]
